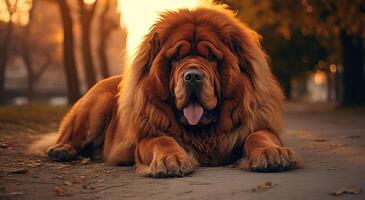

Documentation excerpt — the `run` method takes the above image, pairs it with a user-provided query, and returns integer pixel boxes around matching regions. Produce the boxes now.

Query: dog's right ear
[132,32,161,74]
[146,32,161,70]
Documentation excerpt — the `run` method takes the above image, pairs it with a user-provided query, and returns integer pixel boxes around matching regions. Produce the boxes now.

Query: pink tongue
[183,102,204,125]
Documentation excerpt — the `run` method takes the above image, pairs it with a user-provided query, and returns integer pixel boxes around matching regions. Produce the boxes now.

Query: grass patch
[0,103,69,135]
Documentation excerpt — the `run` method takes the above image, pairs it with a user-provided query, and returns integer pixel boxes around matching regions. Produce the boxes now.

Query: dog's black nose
[184,69,203,86]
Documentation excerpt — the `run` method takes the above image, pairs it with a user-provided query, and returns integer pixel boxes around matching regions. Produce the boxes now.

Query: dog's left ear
[228,35,253,77]
[228,27,284,134]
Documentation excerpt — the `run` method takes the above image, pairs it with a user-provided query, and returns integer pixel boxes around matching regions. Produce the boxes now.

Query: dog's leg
[135,136,197,178]
[47,76,121,162]
[241,130,302,172]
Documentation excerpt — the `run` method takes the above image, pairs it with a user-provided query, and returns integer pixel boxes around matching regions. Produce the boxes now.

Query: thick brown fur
[28,4,301,177]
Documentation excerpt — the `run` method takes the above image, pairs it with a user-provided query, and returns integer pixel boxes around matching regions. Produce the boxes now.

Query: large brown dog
[29,5,301,177]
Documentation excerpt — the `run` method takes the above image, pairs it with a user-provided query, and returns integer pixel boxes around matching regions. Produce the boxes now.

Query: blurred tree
[22,0,60,101]
[292,0,365,105]
[262,28,327,98]
[57,0,81,104]
[22,0,35,101]
[78,0,98,88]
[224,0,365,105]
[98,0,119,78]
[0,0,19,104]
[224,0,327,98]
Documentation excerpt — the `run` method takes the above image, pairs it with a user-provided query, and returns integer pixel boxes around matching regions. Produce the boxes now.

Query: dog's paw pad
[47,144,77,162]
[243,146,302,172]
[149,153,196,178]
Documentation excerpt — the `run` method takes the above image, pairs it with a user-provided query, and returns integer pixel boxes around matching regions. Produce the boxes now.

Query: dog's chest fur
[183,127,250,166]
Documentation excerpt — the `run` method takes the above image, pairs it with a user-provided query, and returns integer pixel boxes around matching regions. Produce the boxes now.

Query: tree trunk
[340,30,365,105]
[22,1,36,102]
[98,30,111,78]
[22,43,35,102]
[58,0,81,104]
[279,76,292,100]
[78,0,97,88]
[98,1,112,78]
[0,14,14,104]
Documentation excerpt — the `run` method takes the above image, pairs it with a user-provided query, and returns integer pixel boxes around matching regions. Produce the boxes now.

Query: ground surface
[0,102,364,200]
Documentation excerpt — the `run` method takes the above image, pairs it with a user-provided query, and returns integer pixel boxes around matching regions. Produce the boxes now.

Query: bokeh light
[83,0,96,5]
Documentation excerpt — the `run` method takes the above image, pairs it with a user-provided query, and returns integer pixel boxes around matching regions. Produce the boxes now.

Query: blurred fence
[4,77,66,98]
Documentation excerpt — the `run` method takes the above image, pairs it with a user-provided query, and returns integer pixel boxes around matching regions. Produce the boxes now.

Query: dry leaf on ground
[7,168,28,174]
[64,181,73,186]
[257,181,272,190]
[248,181,274,192]
[54,185,65,196]
[10,191,24,196]
[330,187,362,196]
[314,138,328,142]
[80,158,90,165]
[0,143,10,148]
[347,135,361,139]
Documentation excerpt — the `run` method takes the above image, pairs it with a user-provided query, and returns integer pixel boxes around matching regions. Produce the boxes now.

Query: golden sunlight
[0,0,32,25]
[83,0,96,5]
[118,0,210,63]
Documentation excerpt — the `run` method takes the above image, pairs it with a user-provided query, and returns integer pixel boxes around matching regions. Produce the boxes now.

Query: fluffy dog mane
[117,4,283,141]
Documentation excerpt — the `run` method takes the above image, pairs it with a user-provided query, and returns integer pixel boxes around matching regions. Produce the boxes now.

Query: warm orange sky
[118,0,203,58]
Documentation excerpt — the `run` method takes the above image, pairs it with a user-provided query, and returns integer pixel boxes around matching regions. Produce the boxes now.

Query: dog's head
[127,5,283,134]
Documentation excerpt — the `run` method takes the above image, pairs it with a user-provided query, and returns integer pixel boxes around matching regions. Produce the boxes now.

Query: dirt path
[0,102,364,200]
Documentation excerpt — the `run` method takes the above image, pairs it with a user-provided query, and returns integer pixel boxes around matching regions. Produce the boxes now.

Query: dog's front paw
[47,144,77,162]
[147,152,196,178]
[242,146,302,172]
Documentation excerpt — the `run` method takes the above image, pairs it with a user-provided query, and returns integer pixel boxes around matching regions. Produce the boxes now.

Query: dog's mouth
[171,58,219,127]
[177,96,218,127]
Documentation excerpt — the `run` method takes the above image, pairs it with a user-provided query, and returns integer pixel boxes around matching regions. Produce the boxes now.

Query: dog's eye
[207,50,217,61]
[172,51,181,61]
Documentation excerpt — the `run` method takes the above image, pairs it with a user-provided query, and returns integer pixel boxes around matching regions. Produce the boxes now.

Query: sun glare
[118,0,210,64]
[83,0,96,5]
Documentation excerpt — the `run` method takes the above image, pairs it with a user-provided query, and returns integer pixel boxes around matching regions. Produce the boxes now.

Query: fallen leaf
[257,181,272,190]
[347,135,361,139]
[177,190,193,196]
[80,158,90,165]
[314,138,328,142]
[26,161,42,168]
[330,188,361,196]
[7,168,28,174]
[0,143,9,148]
[246,181,275,193]
[189,181,211,185]
[54,186,65,196]
[63,181,73,186]
[10,191,24,196]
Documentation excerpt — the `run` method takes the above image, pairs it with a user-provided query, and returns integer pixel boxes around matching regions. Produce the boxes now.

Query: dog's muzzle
[182,68,205,126]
